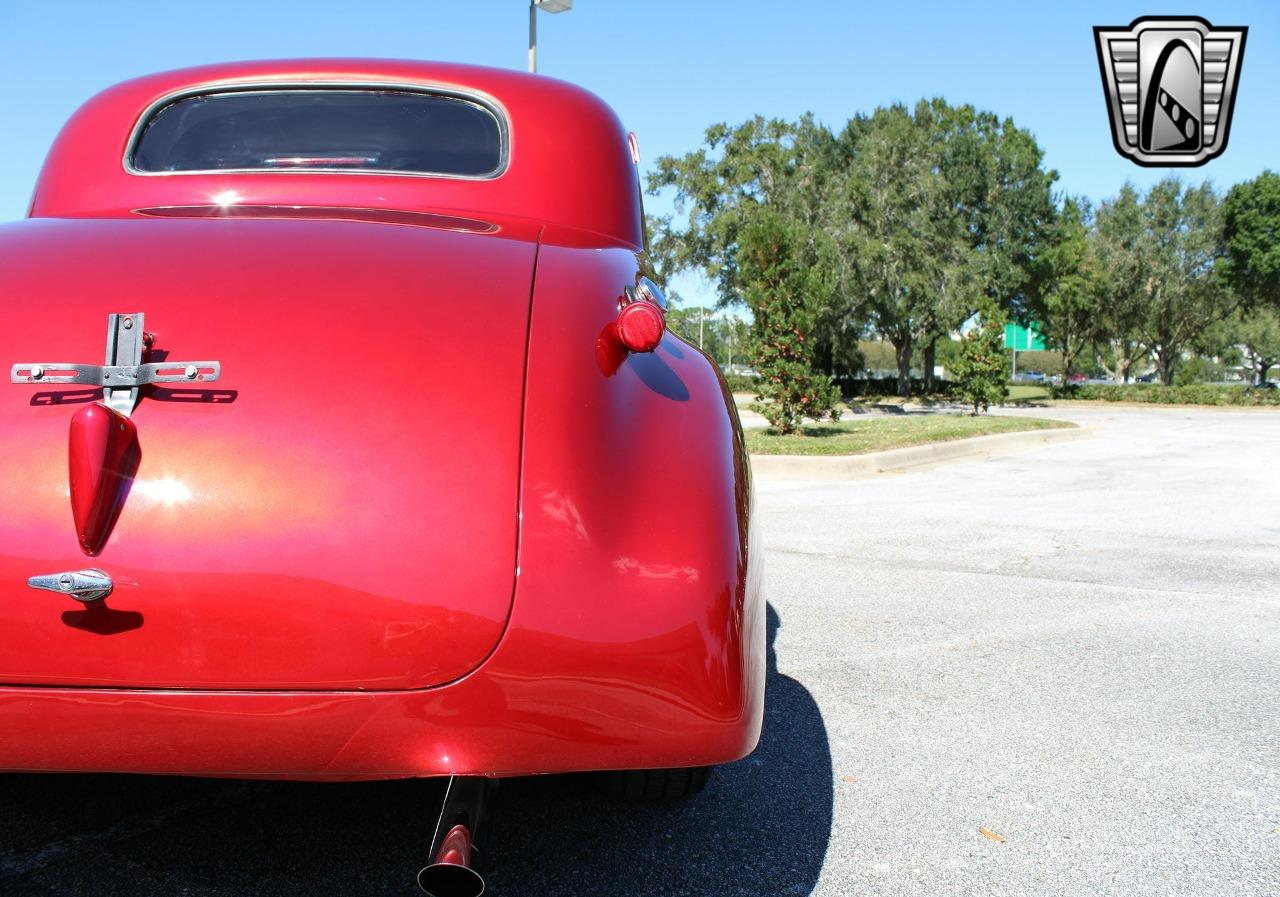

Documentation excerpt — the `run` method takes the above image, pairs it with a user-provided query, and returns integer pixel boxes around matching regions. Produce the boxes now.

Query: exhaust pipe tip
[417,862,485,897]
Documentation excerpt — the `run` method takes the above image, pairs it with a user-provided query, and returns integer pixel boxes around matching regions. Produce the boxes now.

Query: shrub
[840,376,952,399]
[738,211,842,433]
[1173,356,1228,386]
[952,316,1009,414]
[723,372,760,393]
[1050,383,1280,406]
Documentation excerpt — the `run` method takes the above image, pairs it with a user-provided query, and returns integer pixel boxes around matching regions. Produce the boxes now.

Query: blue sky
[1,0,1275,307]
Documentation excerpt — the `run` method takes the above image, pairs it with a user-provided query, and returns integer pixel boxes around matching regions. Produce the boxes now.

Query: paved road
[2,405,1277,896]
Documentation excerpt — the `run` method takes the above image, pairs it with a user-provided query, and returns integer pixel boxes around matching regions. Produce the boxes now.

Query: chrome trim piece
[10,313,222,417]
[9,360,222,387]
[28,569,114,603]
[122,80,512,181]
[634,276,668,311]
[623,276,668,311]
[131,203,500,234]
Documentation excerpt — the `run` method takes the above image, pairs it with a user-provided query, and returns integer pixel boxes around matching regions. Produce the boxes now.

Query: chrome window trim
[122,80,511,180]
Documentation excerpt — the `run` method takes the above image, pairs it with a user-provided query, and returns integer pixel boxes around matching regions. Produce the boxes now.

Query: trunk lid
[0,214,535,690]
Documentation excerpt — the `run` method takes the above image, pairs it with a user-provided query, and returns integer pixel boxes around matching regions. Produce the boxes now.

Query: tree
[934,102,1058,356]
[1032,196,1099,380]
[831,102,969,397]
[952,312,1009,414]
[1092,185,1155,382]
[1136,180,1231,385]
[649,116,848,411]
[1234,309,1280,385]
[1222,171,1280,304]
[723,314,751,370]
[1090,181,1231,384]
[1217,171,1280,386]
[829,99,1055,396]
[650,101,1053,400]
[738,210,841,433]
[1221,171,1280,382]
[648,115,835,303]
[644,213,687,306]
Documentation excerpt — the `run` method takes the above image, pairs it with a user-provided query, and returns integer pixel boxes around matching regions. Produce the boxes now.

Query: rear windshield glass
[129,89,505,177]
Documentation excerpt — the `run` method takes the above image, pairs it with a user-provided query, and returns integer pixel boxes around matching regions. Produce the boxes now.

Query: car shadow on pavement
[486,602,833,896]
[0,603,832,897]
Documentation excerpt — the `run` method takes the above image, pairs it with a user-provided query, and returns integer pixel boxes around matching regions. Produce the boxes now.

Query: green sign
[1004,322,1046,351]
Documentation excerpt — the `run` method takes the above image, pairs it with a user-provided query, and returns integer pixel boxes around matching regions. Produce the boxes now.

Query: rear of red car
[0,60,763,790]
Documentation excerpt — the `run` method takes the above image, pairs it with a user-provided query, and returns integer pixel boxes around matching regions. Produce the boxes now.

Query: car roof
[29,59,643,248]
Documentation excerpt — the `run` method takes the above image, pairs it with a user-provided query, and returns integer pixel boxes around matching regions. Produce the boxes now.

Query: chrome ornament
[1094,16,1247,167]
[28,569,114,603]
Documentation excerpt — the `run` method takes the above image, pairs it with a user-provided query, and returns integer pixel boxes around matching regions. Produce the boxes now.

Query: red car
[0,60,764,895]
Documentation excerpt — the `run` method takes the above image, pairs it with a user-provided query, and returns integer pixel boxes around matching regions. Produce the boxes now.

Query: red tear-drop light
[68,402,141,556]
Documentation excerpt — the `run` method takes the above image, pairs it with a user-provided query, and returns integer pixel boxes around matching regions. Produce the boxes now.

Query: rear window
[129,88,505,177]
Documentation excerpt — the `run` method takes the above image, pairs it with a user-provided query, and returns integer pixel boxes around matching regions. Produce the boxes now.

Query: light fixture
[529,0,572,73]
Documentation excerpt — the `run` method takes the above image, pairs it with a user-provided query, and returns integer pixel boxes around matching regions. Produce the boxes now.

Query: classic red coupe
[0,59,763,894]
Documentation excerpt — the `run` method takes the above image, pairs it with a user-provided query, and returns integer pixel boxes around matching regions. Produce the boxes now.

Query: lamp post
[529,0,572,73]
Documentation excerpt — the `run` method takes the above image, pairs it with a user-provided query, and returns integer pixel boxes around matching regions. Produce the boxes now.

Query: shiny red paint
[30,59,643,248]
[0,215,535,691]
[68,402,140,555]
[0,60,763,780]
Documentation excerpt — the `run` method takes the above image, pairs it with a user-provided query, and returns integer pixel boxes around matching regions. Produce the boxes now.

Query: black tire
[603,766,712,802]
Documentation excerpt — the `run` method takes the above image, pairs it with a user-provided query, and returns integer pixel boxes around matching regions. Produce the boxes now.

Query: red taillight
[616,298,665,353]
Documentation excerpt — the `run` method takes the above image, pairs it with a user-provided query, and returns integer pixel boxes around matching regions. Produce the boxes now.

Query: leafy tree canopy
[649,99,1056,397]
[1221,170,1280,313]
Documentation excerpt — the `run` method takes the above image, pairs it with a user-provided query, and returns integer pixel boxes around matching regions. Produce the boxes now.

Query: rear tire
[604,766,712,802]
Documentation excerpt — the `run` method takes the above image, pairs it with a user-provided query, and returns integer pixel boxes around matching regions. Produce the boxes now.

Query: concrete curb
[749,425,1091,480]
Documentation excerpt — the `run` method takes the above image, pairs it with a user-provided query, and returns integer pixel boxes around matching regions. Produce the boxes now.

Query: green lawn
[745,414,1074,456]
[1006,384,1050,401]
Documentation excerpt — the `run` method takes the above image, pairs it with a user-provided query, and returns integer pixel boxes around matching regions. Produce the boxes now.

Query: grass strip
[745,415,1074,456]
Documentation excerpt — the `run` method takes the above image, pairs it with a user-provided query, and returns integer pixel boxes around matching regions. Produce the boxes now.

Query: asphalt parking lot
[1,404,1277,896]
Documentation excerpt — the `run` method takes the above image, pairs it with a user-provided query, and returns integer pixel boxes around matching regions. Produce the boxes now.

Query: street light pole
[528,2,537,72]
[528,0,572,73]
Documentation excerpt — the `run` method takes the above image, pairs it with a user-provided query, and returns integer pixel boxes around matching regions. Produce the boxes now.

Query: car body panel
[0,214,536,690]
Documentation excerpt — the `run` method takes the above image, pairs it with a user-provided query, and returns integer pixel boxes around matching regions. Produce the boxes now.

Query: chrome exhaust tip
[417,861,485,897]
[418,777,496,897]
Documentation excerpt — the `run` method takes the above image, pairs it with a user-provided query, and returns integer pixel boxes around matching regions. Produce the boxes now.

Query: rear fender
[496,238,766,759]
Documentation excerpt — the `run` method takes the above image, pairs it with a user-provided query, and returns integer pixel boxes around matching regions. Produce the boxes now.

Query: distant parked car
[1067,373,1087,385]
[1136,373,1159,383]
